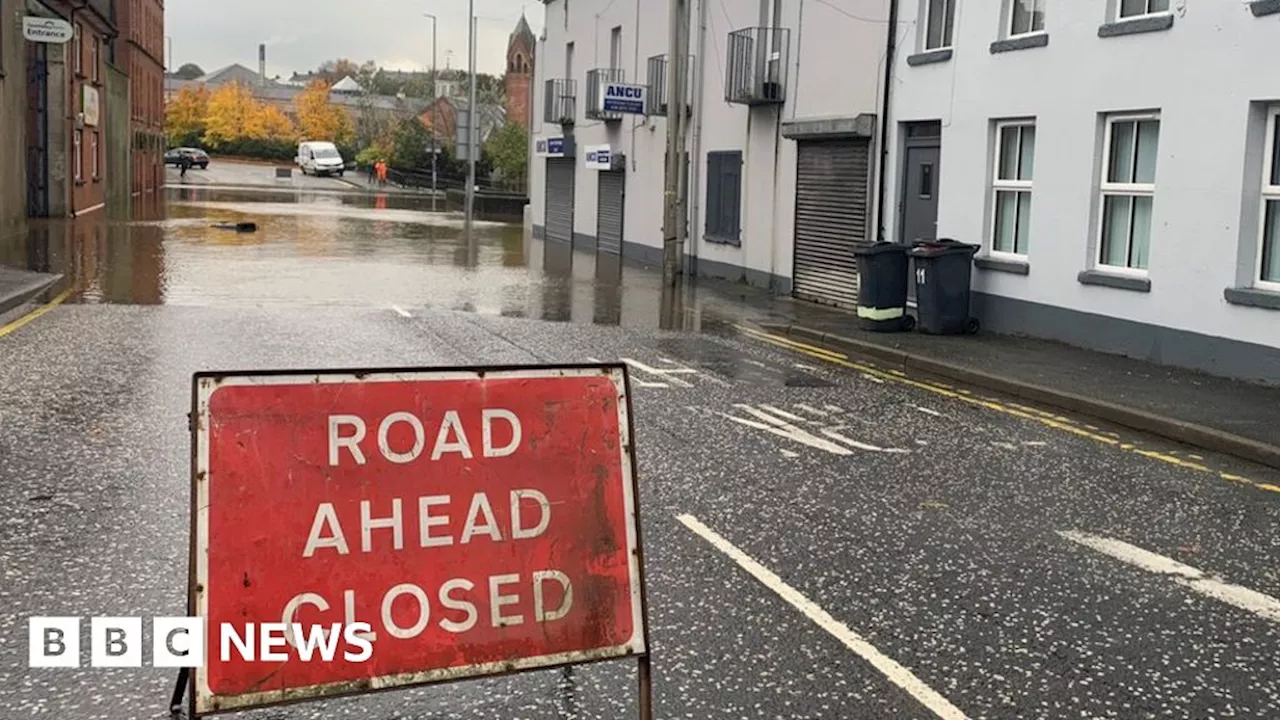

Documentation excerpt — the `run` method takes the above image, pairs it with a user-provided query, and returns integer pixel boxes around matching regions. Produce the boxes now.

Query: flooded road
[0,187,770,330]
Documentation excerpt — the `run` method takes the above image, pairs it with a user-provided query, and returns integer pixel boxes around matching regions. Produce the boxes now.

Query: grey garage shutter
[792,139,871,307]
[545,158,576,245]
[597,170,625,254]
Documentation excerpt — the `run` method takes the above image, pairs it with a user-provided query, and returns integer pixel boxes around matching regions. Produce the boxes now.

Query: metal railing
[725,27,790,106]
[543,78,577,125]
[585,68,625,121]
[646,54,695,117]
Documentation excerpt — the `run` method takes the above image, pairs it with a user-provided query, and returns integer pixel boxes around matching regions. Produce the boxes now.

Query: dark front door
[899,144,940,245]
[26,43,50,218]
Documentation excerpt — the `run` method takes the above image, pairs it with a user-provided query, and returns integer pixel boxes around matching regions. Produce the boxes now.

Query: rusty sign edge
[189,363,647,717]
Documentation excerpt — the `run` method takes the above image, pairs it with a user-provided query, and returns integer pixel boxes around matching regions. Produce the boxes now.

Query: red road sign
[189,365,647,716]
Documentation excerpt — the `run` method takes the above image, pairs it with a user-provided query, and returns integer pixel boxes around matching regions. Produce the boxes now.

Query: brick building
[117,0,165,195]
[504,14,535,131]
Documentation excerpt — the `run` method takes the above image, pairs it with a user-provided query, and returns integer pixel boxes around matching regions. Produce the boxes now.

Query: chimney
[258,44,266,86]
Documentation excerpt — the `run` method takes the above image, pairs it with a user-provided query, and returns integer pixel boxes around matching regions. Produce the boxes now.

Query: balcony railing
[543,79,577,125]
[585,68,625,121]
[725,27,790,106]
[646,54,695,117]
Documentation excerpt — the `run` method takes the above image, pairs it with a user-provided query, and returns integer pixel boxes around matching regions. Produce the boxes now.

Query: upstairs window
[1010,0,1046,35]
[1118,0,1169,19]
[925,0,956,49]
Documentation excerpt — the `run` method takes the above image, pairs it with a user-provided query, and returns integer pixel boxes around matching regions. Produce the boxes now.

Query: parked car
[296,141,345,177]
[164,148,209,169]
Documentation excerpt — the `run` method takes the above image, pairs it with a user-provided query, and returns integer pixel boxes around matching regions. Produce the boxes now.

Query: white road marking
[622,358,696,388]
[991,441,1017,450]
[861,373,886,384]
[390,305,412,318]
[1059,531,1280,623]
[915,406,943,417]
[820,429,910,454]
[720,407,853,456]
[780,449,799,458]
[758,404,809,423]
[677,514,970,720]
[794,362,821,371]
[824,404,846,414]
[793,404,829,417]
[1022,441,1047,447]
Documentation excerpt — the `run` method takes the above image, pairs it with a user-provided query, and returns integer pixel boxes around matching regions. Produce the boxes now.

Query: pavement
[165,158,355,193]
[1,188,1279,719]
[0,265,61,318]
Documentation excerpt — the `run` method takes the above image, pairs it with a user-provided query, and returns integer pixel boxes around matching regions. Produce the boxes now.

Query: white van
[296,141,346,177]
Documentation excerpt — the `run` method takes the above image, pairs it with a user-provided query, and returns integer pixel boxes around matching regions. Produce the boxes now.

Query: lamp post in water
[466,1,478,228]
[424,13,438,212]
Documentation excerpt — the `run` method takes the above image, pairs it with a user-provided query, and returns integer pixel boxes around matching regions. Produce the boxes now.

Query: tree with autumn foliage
[195,81,298,160]
[295,80,354,147]
[165,87,210,147]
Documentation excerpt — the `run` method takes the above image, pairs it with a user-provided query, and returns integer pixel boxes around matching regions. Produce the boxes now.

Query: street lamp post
[465,1,477,228]
[424,13,438,212]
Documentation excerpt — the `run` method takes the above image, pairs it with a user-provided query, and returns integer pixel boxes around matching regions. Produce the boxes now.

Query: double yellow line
[736,324,1280,495]
[0,288,73,340]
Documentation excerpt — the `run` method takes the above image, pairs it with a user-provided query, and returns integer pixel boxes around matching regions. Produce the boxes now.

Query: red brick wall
[70,17,108,214]
[505,74,531,131]
[121,0,165,194]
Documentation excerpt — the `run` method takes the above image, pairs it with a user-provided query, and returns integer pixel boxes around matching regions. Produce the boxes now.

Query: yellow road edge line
[0,288,73,339]
[742,327,1274,494]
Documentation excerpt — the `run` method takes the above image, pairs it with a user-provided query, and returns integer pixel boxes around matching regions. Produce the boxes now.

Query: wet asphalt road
[1,187,1279,719]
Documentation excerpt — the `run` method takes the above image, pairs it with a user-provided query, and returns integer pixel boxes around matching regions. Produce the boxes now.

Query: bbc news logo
[28,617,374,668]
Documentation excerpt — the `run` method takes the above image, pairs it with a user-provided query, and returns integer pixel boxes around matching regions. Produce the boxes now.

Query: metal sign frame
[183,363,652,718]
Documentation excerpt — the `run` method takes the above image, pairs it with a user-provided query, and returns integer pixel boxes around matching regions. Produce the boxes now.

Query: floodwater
[1,187,776,331]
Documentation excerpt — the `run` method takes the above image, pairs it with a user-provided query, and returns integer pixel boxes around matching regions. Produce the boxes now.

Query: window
[925,0,956,50]
[91,36,99,81]
[610,27,623,70]
[991,122,1036,255]
[1099,115,1159,271]
[1118,0,1169,19]
[1259,108,1280,288]
[74,130,83,181]
[565,42,574,80]
[74,24,83,75]
[91,132,99,178]
[1010,0,1046,35]
[706,151,743,243]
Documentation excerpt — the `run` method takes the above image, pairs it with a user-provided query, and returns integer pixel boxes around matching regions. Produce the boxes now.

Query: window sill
[990,33,1049,54]
[975,256,1030,275]
[1224,287,1280,310]
[705,234,742,248]
[1252,0,1280,16]
[1098,14,1174,37]
[92,177,101,184]
[74,180,86,187]
[1078,269,1151,292]
[906,48,953,66]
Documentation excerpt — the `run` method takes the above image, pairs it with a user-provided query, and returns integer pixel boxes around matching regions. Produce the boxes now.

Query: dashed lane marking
[389,305,412,318]
[1059,530,1280,623]
[735,325,1279,496]
[678,514,970,720]
[0,288,73,339]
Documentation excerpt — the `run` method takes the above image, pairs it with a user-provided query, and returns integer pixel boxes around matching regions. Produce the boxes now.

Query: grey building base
[532,224,792,294]
[972,291,1280,384]
[1251,0,1280,16]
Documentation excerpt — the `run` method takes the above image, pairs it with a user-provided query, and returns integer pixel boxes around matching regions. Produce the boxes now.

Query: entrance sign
[23,17,73,43]
[187,365,649,716]
[601,83,647,116]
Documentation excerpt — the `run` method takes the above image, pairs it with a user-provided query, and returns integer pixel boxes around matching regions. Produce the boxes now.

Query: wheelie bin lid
[854,241,910,257]
[909,238,979,258]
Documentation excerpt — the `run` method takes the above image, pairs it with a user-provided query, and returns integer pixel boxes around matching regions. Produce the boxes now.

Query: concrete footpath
[0,266,61,318]
[740,298,1280,471]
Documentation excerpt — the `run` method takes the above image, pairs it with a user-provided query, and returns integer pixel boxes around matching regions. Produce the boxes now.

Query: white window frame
[73,24,83,75]
[91,131,99,179]
[90,35,99,82]
[74,130,83,181]
[990,120,1035,258]
[1116,0,1170,21]
[924,0,956,51]
[1097,113,1159,276]
[1257,107,1280,292]
[1008,0,1046,38]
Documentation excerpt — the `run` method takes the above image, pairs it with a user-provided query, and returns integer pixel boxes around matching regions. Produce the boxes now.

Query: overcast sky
[167,0,544,78]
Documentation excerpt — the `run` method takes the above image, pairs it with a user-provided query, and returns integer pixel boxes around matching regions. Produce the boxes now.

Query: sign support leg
[169,667,190,716]
[637,655,653,720]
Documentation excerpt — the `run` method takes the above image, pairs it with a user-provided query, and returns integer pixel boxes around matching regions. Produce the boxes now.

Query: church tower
[505,14,536,131]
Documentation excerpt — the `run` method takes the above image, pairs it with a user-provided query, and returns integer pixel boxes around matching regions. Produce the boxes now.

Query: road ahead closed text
[193,367,645,713]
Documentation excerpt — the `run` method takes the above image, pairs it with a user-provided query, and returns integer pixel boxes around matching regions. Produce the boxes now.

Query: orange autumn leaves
[165,80,354,152]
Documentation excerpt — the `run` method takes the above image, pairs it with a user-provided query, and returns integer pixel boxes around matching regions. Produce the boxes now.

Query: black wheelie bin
[909,239,980,335]
[853,242,914,332]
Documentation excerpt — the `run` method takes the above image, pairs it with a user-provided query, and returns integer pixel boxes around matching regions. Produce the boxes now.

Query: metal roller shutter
[596,171,625,255]
[792,139,871,308]
[545,158,576,245]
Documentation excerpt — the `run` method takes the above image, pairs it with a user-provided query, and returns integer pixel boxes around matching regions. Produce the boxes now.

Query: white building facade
[529,0,893,307]
[884,0,1280,381]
